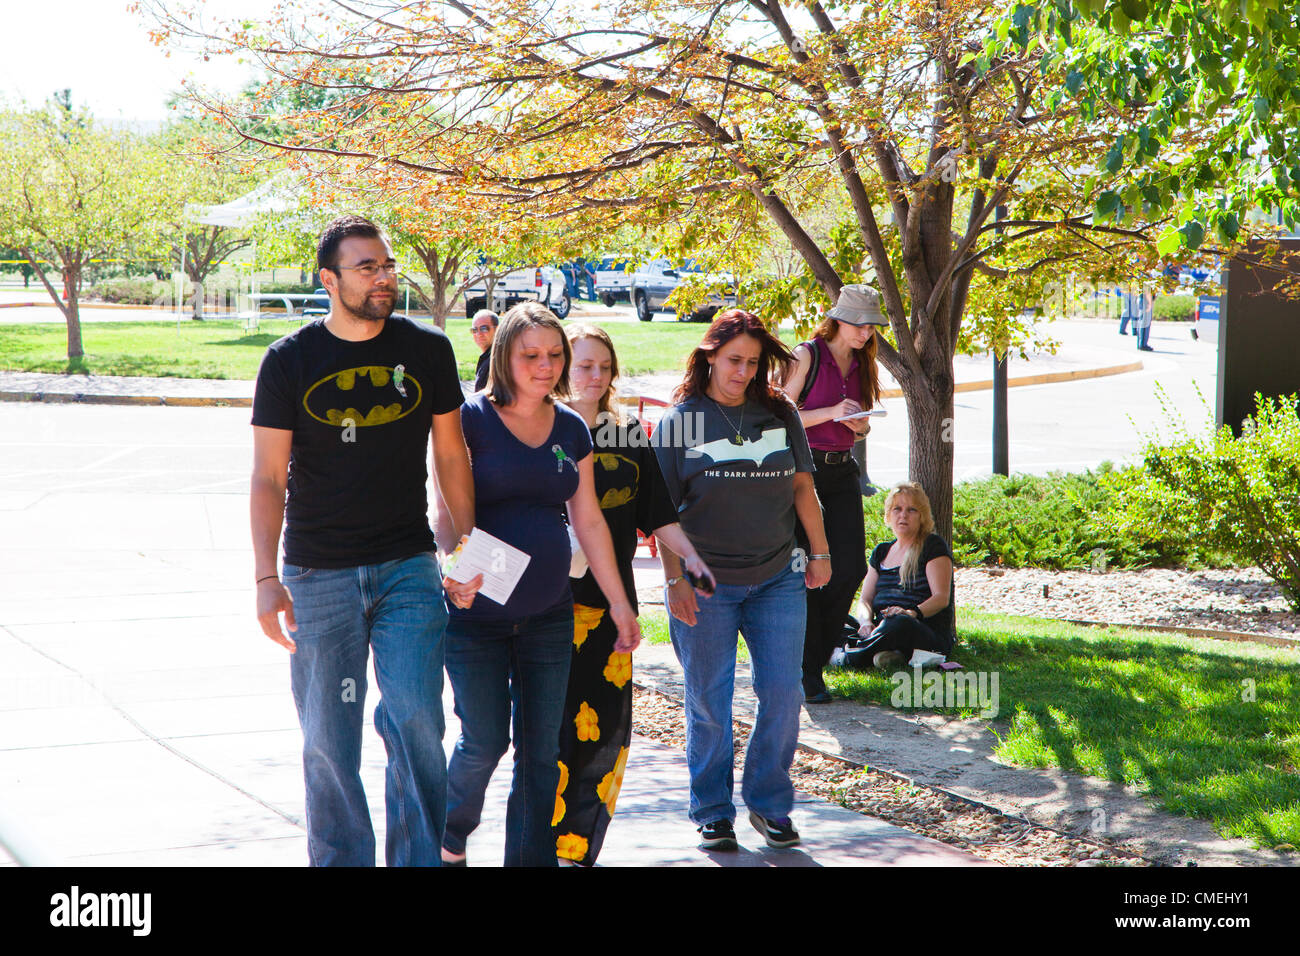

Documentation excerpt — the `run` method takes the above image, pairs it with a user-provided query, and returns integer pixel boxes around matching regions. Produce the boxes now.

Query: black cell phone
[683,568,715,596]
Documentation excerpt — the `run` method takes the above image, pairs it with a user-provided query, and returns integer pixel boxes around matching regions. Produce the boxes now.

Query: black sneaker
[697,819,738,851]
[749,810,801,848]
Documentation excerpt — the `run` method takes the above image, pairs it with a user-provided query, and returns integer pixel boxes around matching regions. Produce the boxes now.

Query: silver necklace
[709,396,746,445]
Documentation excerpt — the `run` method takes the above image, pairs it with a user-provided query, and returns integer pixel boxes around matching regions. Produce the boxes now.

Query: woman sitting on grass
[852,481,953,670]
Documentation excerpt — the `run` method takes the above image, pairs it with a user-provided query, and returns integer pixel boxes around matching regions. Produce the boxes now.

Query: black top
[571,415,679,614]
[251,316,463,568]
[869,533,954,645]
[474,349,490,392]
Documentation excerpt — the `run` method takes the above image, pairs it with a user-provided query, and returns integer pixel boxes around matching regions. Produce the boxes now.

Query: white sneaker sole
[749,811,800,848]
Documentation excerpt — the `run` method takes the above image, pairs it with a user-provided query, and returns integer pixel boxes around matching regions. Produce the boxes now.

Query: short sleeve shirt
[653,394,814,586]
[251,316,463,568]
[451,394,593,622]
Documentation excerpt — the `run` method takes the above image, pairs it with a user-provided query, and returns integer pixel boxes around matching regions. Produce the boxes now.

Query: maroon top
[800,336,861,452]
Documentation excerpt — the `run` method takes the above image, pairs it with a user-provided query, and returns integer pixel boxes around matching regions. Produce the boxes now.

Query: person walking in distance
[251,215,482,866]
[471,309,499,392]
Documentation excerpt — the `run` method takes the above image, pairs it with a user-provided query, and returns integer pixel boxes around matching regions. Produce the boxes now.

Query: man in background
[471,308,499,391]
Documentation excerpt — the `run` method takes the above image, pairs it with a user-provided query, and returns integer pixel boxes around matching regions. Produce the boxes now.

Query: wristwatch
[666,576,685,587]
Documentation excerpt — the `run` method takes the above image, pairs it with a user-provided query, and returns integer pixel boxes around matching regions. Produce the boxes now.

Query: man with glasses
[250,214,482,866]
[470,308,499,392]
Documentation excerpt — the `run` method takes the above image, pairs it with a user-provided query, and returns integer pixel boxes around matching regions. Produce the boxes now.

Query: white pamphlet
[833,409,888,422]
[445,528,531,606]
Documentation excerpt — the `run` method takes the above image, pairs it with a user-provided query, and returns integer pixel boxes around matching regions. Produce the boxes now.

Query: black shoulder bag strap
[795,340,820,407]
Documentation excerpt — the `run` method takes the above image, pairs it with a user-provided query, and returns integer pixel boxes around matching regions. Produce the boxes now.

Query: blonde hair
[882,481,935,587]
[565,324,622,421]
[486,301,571,405]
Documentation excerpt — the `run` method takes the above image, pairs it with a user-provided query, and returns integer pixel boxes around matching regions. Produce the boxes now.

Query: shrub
[1102,392,1300,608]
[84,278,170,304]
[864,466,1225,571]
[948,466,1163,570]
[1153,294,1196,321]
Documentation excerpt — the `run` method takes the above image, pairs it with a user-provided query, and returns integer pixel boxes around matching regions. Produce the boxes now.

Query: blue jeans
[283,551,449,867]
[443,604,574,866]
[668,563,806,826]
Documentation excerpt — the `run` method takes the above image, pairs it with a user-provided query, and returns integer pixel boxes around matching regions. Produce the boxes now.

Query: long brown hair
[674,309,795,411]
[813,316,882,408]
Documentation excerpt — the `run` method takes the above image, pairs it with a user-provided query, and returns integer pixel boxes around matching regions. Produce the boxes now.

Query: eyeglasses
[336,263,399,278]
[471,325,493,334]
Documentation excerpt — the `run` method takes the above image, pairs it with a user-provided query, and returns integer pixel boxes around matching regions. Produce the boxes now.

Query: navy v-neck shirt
[451,393,593,621]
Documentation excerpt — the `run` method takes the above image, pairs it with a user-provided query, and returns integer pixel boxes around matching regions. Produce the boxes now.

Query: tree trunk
[431,286,449,329]
[63,266,84,362]
[905,383,955,543]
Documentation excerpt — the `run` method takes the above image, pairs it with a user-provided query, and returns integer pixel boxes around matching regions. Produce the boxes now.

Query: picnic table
[242,291,329,330]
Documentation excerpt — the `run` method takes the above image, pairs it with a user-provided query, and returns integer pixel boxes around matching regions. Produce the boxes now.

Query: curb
[0,390,251,408]
[0,301,171,311]
[632,681,1157,866]
[872,360,1145,399]
[0,359,1146,409]
[1061,617,1298,650]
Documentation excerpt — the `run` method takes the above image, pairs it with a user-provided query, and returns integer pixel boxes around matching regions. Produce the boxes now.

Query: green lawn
[640,606,1300,849]
[830,608,1300,849]
[0,316,803,381]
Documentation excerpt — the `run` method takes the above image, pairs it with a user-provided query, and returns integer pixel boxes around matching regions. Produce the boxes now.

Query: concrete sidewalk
[0,515,981,868]
[0,316,1211,867]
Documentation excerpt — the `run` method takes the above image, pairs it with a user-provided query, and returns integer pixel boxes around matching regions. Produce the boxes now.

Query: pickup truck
[463,265,572,319]
[628,258,738,322]
[594,254,635,306]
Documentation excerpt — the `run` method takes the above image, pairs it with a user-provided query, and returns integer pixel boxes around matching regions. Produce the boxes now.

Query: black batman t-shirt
[252,316,464,568]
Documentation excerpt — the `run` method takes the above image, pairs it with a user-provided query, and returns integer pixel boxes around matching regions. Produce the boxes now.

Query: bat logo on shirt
[688,427,789,465]
[303,366,423,427]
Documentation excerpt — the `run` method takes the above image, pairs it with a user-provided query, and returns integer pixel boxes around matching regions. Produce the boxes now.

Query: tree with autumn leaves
[145,0,1266,535]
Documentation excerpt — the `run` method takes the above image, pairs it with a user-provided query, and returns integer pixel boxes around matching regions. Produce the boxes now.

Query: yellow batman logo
[593,453,639,510]
[599,486,633,509]
[303,366,423,427]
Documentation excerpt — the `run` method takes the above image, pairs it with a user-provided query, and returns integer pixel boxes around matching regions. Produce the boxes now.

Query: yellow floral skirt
[552,602,633,865]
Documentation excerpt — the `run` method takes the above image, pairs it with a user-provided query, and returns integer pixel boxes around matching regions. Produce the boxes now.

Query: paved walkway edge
[633,680,1131,863]
[0,391,252,407]
[0,359,1145,408]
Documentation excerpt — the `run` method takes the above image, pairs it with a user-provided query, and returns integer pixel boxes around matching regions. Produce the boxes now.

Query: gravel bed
[956,566,1300,640]
[631,687,1148,867]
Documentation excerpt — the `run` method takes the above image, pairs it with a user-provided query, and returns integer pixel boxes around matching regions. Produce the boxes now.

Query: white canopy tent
[178,173,302,324]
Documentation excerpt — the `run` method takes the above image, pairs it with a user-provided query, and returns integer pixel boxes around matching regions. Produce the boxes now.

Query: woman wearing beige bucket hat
[780,284,885,703]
